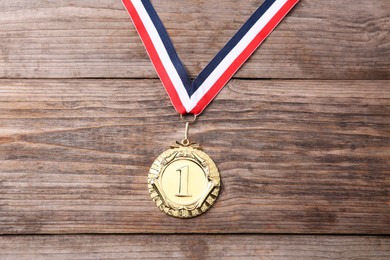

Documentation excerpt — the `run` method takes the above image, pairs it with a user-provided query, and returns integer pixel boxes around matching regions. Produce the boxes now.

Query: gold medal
[148,117,220,218]
[123,0,299,219]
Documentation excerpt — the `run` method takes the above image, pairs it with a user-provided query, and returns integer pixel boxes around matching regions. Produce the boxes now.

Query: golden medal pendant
[148,117,220,218]
[122,0,299,219]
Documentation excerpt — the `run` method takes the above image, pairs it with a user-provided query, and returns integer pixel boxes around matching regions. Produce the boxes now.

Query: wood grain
[0,235,389,260]
[0,0,388,79]
[0,79,388,234]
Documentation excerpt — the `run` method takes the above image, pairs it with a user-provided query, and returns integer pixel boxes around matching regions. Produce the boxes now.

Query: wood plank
[0,0,388,79]
[0,235,389,259]
[0,79,389,234]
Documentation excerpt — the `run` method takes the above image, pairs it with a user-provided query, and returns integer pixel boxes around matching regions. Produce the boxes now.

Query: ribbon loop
[122,0,299,115]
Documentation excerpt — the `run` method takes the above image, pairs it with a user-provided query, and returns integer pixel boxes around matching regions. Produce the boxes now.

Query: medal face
[148,144,220,218]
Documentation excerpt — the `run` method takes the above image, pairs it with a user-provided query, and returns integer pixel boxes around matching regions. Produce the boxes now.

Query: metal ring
[180,114,197,123]
[181,138,190,146]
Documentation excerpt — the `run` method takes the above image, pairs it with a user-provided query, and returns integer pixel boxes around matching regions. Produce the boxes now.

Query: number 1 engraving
[176,165,192,197]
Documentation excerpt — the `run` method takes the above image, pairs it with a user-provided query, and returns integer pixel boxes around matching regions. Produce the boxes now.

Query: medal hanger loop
[180,114,197,146]
[180,114,197,124]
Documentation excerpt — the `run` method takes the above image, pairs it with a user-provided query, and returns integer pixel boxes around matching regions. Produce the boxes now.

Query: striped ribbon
[122,0,299,115]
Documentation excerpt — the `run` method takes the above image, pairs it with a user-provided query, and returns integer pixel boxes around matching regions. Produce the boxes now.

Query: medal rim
[148,145,220,218]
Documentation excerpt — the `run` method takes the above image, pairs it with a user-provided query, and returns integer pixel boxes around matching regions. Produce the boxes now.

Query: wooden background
[0,0,389,258]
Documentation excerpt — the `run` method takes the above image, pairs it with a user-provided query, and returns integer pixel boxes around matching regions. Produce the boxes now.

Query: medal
[148,116,220,218]
[122,0,299,218]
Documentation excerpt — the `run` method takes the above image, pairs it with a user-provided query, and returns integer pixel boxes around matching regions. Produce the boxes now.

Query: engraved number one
[176,165,192,197]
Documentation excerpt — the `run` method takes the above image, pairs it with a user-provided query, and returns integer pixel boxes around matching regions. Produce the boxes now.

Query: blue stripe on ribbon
[141,0,277,97]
